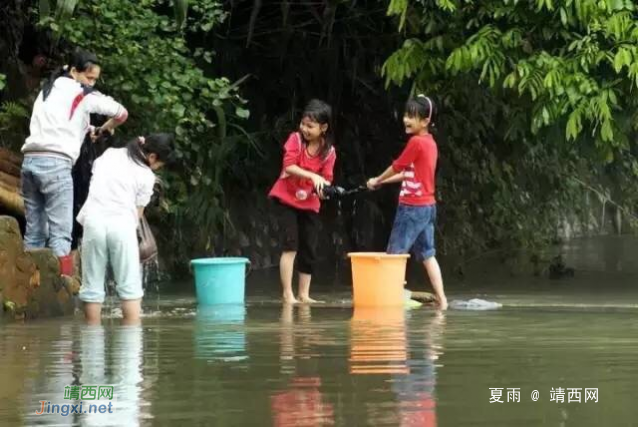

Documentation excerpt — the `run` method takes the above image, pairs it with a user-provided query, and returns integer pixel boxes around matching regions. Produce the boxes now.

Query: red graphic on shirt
[69,93,86,120]
[392,134,438,206]
[399,164,423,199]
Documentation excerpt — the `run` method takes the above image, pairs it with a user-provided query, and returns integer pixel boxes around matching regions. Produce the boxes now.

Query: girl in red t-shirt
[366,95,448,310]
[269,99,336,304]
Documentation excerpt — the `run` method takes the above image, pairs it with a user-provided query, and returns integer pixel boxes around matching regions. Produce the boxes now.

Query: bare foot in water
[437,297,448,311]
[283,294,299,304]
[299,297,324,304]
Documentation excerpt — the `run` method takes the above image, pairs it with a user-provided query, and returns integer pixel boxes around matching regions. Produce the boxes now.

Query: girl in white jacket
[77,133,173,324]
[21,50,128,273]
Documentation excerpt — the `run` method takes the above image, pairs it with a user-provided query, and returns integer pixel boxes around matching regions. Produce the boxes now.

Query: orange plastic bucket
[348,252,410,307]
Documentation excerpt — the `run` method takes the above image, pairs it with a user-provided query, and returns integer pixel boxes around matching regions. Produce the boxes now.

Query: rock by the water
[0,216,77,320]
[27,249,76,318]
[0,216,39,318]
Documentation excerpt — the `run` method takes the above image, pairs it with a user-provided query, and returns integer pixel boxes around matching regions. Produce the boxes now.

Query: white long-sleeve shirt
[77,148,156,227]
[22,77,127,163]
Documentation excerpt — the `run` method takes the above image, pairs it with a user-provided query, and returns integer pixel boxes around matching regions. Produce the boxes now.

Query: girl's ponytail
[126,133,175,167]
[42,66,69,101]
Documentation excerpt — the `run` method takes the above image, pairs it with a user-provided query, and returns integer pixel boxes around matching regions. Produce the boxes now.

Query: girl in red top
[269,100,337,304]
[367,95,448,310]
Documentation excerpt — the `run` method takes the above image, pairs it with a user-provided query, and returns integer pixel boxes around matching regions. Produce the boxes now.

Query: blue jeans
[21,156,74,257]
[387,204,437,261]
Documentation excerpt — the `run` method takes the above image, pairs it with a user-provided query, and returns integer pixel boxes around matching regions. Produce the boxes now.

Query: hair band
[417,94,433,121]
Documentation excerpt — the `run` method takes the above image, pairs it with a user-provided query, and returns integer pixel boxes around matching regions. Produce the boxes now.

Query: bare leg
[298,273,323,303]
[423,257,448,310]
[84,302,102,325]
[280,251,298,304]
[121,299,142,325]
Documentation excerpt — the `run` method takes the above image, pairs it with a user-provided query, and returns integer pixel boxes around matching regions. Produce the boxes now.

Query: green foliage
[39,0,202,39]
[0,101,30,151]
[384,0,638,156]
[187,0,226,33]
[382,0,638,258]
[37,0,80,21]
[173,0,189,29]
[39,0,253,261]
[0,74,5,91]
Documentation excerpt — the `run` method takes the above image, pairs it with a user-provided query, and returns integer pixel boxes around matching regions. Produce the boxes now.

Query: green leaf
[172,104,186,118]
[601,120,614,142]
[173,0,189,29]
[386,0,408,30]
[235,107,250,119]
[39,0,51,18]
[54,0,80,22]
[213,105,227,140]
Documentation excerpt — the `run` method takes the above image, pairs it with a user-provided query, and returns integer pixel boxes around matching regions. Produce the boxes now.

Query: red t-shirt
[392,134,437,206]
[268,132,336,213]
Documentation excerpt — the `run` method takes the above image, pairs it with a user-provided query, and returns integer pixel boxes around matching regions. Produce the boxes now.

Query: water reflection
[21,324,146,426]
[6,291,638,426]
[350,307,408,375]
[349,308,445,426]
[79,324,145,426]
[0,324,37,425]
[394,312,445,427]
[603,235,624,272]
[26,324,76,426]
[271,305,335,426]
[194,304,247,362]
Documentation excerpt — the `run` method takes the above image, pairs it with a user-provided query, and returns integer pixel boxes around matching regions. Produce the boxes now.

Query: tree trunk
[0,148,22,166]
[0,185,24,216]
[0,149,24,216]
[0,171,20,189]
[0,159,21,177]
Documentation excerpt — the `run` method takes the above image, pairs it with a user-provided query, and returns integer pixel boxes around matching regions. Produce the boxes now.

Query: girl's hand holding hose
[366,177,380,190]
[311,173,330,196]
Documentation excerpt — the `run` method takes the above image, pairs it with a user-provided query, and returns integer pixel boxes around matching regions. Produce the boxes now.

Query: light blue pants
[79,217,143,303]
[21,155,74,257]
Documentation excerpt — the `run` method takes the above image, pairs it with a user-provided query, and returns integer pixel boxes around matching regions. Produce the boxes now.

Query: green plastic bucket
[190,257,250,305]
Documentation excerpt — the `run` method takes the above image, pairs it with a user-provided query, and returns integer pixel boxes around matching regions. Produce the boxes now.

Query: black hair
[405,94,436,124]
[71,114,117,250]
[127,133,175,168]
[43,49,100,101]
[301,99,334,159]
